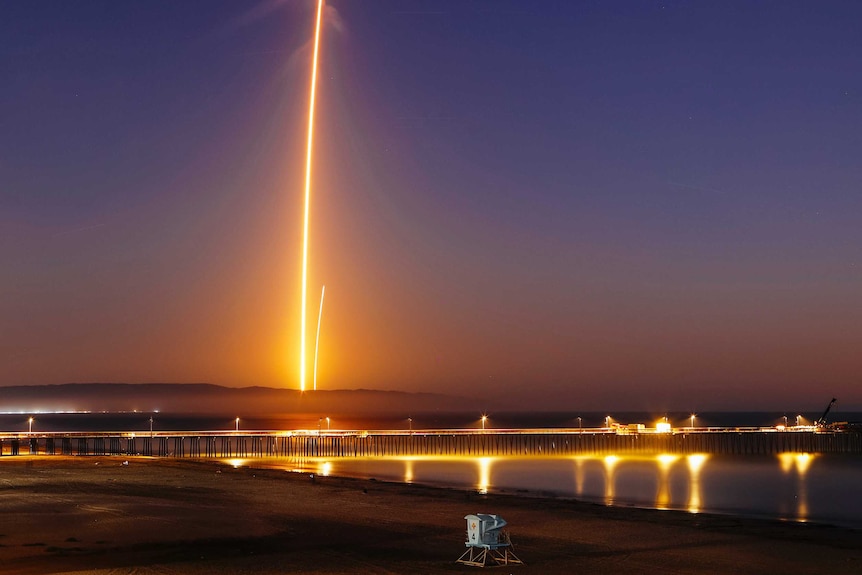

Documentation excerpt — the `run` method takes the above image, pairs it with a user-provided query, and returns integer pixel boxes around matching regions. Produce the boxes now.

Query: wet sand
[0,456,859,574]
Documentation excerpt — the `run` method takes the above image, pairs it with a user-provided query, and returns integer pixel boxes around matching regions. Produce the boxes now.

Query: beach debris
[122,461,129,466]
[456,514,523,567]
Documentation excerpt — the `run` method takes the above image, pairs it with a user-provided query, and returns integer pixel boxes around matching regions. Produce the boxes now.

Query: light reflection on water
[655,454,679,509]
[602,455,619,504]
[477,457,492,494]
[403,459,414,484]
[686,454,707,513]
[777,452,813,521]
[233,452,862,528]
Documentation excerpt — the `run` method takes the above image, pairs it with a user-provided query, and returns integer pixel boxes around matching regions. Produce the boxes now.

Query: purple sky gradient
[2,1,861,410]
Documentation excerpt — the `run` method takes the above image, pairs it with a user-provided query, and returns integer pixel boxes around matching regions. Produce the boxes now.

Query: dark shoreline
[1,456,860,574]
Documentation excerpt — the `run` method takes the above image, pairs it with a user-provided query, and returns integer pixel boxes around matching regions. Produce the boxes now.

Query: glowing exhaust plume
[300,0,325,391]
[313,285,326,390]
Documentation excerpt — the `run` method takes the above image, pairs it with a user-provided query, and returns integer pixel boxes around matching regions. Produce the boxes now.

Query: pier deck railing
[1,428,859,458]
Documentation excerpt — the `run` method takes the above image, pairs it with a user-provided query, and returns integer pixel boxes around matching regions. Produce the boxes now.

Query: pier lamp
[605,415,611,428]
[408,417,413,432]
[656,418,672,433]
[149,417,153,437]
[796,415,802,427]
[690,414,696,429]
[28,417,33,434]
[326,417,330,430]
[481,414,488,431]
[783,415,788,428]
[235,417,240,432]
[577,416,582,430]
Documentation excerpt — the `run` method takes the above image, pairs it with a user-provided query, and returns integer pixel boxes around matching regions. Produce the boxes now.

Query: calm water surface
[244,453,862,529]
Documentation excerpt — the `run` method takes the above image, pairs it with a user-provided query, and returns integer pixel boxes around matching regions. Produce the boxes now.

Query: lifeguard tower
[456,514,523,567]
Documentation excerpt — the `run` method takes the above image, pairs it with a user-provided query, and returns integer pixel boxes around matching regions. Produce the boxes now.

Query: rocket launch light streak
[300,0,324,392]
[313,285,326,391]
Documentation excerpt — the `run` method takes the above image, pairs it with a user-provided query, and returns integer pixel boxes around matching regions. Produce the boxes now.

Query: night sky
[3,1,861,410]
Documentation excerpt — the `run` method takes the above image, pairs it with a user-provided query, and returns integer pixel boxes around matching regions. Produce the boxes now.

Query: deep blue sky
[2,1,861,410]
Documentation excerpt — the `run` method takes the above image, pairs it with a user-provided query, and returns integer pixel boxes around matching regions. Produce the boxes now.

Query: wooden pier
[1,428,860,458]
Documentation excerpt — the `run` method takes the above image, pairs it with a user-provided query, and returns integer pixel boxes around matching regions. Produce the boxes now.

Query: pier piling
[2,429,858,458]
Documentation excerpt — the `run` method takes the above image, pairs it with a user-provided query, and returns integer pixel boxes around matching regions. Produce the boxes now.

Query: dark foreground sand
[0,457,859,574]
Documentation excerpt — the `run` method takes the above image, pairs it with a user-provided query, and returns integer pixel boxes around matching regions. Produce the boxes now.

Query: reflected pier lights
[299,0,325,392]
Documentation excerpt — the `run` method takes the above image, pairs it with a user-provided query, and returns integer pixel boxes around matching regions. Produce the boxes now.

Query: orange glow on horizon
[300,0,325,392]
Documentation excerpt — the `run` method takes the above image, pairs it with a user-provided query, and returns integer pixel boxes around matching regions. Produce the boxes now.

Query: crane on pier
[815,398,837,427]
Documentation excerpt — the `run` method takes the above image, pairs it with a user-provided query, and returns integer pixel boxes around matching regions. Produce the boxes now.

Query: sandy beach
[0,456,859,574]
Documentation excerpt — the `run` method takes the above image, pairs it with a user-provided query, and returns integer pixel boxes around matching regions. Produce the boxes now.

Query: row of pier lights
[599,414,814,433]
[14,413,817,435]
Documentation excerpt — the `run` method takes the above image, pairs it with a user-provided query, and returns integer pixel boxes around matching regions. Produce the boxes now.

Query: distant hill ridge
[0,383,481,414]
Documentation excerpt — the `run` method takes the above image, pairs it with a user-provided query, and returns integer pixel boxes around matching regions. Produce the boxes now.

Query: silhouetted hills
[0,383,483,414]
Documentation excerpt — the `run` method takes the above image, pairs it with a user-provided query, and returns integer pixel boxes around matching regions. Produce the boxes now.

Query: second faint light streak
[313,285,326,391]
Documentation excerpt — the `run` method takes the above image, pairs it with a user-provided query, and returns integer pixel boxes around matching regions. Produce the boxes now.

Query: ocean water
[3,411,861,528]
[249,452,862,528]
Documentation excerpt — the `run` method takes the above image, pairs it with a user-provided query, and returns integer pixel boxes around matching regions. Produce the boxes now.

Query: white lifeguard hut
[456,513,523,567]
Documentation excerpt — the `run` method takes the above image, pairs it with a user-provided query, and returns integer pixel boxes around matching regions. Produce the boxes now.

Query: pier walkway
[1,428,860,458]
